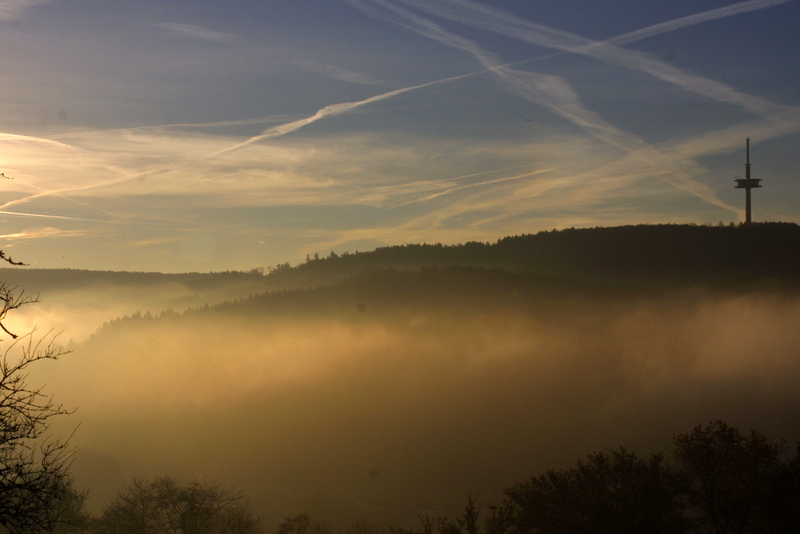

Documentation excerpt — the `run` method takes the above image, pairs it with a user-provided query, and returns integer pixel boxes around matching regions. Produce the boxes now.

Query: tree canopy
[487,421,800,534]
[96,477,260,534]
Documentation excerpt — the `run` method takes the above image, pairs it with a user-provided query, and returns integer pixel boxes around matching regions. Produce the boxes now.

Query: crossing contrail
[349,0,799,215]
[607,0,795,46]
[208,69,495,157]
[391,0,796,120]
[214,0,795,159]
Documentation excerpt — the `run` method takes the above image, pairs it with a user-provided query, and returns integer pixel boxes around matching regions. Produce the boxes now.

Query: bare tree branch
[0,269,75,532]
[0,250,25,267]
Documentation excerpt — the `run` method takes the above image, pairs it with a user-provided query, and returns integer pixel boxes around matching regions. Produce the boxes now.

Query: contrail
[0,132,134,213]
[0,132,79,150]
[3,176,119,216]
[208,69,497,157]
[408,167,560,205]
[483,0,796,67]
[138,171,246,195]
[10,0,789,219]
[216,0,794,158]
[0,180,122,214]
[0,210,109,223]
[220,0,639,157]
[48,115,295,140]
[348,0,747,213]
[0,209,191,228]
[350,0,642,152]
[393,0,796,120]
[607,0,795,46]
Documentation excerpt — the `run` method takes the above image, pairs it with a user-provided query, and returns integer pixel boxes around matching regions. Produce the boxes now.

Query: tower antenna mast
[734,137,762,224]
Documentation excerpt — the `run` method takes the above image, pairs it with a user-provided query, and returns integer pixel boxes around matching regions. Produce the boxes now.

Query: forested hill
[32,222,800,362]
[290,222,800,288]
[2,223,799,295]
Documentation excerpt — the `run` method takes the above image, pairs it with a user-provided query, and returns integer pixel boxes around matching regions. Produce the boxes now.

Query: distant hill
[21,222,786,343]
[3,223,799,298]
[285,222,800,289]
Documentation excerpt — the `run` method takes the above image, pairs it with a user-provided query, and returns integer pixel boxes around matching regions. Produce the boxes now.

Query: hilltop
[288,222,800,288]
[28,222,789,344]
[3,223,799,304]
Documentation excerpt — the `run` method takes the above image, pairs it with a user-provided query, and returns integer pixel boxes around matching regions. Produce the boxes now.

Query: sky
[0,0,799,273]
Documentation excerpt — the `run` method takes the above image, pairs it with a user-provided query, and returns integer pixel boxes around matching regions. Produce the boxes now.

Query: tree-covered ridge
[71,223,800,338]
[84,264,631,341]
[4,223,800,297]
[295,223,800,285]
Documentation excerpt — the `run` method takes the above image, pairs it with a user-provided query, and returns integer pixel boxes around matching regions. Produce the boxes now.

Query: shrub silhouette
[673,420,799,534]
[487,448,686,534]
[97,477,260,534]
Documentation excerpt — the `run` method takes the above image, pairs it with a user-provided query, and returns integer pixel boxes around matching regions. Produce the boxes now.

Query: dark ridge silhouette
[291,223,800,286]
[3,224,799,296]
[9,223,800,342]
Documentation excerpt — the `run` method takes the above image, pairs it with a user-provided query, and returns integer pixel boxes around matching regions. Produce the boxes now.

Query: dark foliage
[485,422,800,534]
[5,224,800,300]
[294,223,800,289]
[488,449,686,534]
[96,477,260,534]
[673,420,800,534]
[40,423,800,534]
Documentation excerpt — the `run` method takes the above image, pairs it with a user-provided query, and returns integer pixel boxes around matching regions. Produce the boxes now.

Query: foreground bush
[96,477,260,534]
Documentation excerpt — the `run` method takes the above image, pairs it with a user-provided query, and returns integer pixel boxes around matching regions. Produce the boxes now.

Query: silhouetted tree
[277,514,311,534]
[97,476,260,534]
[672,420,797,534]
[48,487,93,534]
[430,494,480,534]
[487,448,686,534]
[0,252,75,533]
[769,444,800,533]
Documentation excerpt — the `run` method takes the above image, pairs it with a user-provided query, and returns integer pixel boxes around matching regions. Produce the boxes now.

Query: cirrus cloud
[0,0,50,21]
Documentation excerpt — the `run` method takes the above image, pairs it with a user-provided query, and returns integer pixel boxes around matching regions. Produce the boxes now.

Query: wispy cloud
[346,0,738,213]
[0,226,95,240]
[1,0,793,272]
[290,59,390,86]
[48,115,295,139]
[0,132,132,212]
[258,0,798,254]
[208,69,488,157]
[153,22,237,43]
[0,0,50,21]
[215,0,796,172]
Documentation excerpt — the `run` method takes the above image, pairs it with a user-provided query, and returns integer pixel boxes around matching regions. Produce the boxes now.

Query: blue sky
[1,0,798,272]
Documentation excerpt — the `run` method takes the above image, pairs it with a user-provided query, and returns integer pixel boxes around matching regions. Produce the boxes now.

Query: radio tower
[734,137,761,224]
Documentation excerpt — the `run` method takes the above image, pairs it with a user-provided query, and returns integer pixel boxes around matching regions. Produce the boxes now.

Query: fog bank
[28,283,800,526]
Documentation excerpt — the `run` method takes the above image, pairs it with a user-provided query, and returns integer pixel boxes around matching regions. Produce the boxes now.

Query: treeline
[276,420,800,534]
[5,223,800,298]
[86,249,799,342]
[293,223,800,287]
[483,420,800,534]
[81,265,620,343]
[50,420,800,534]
